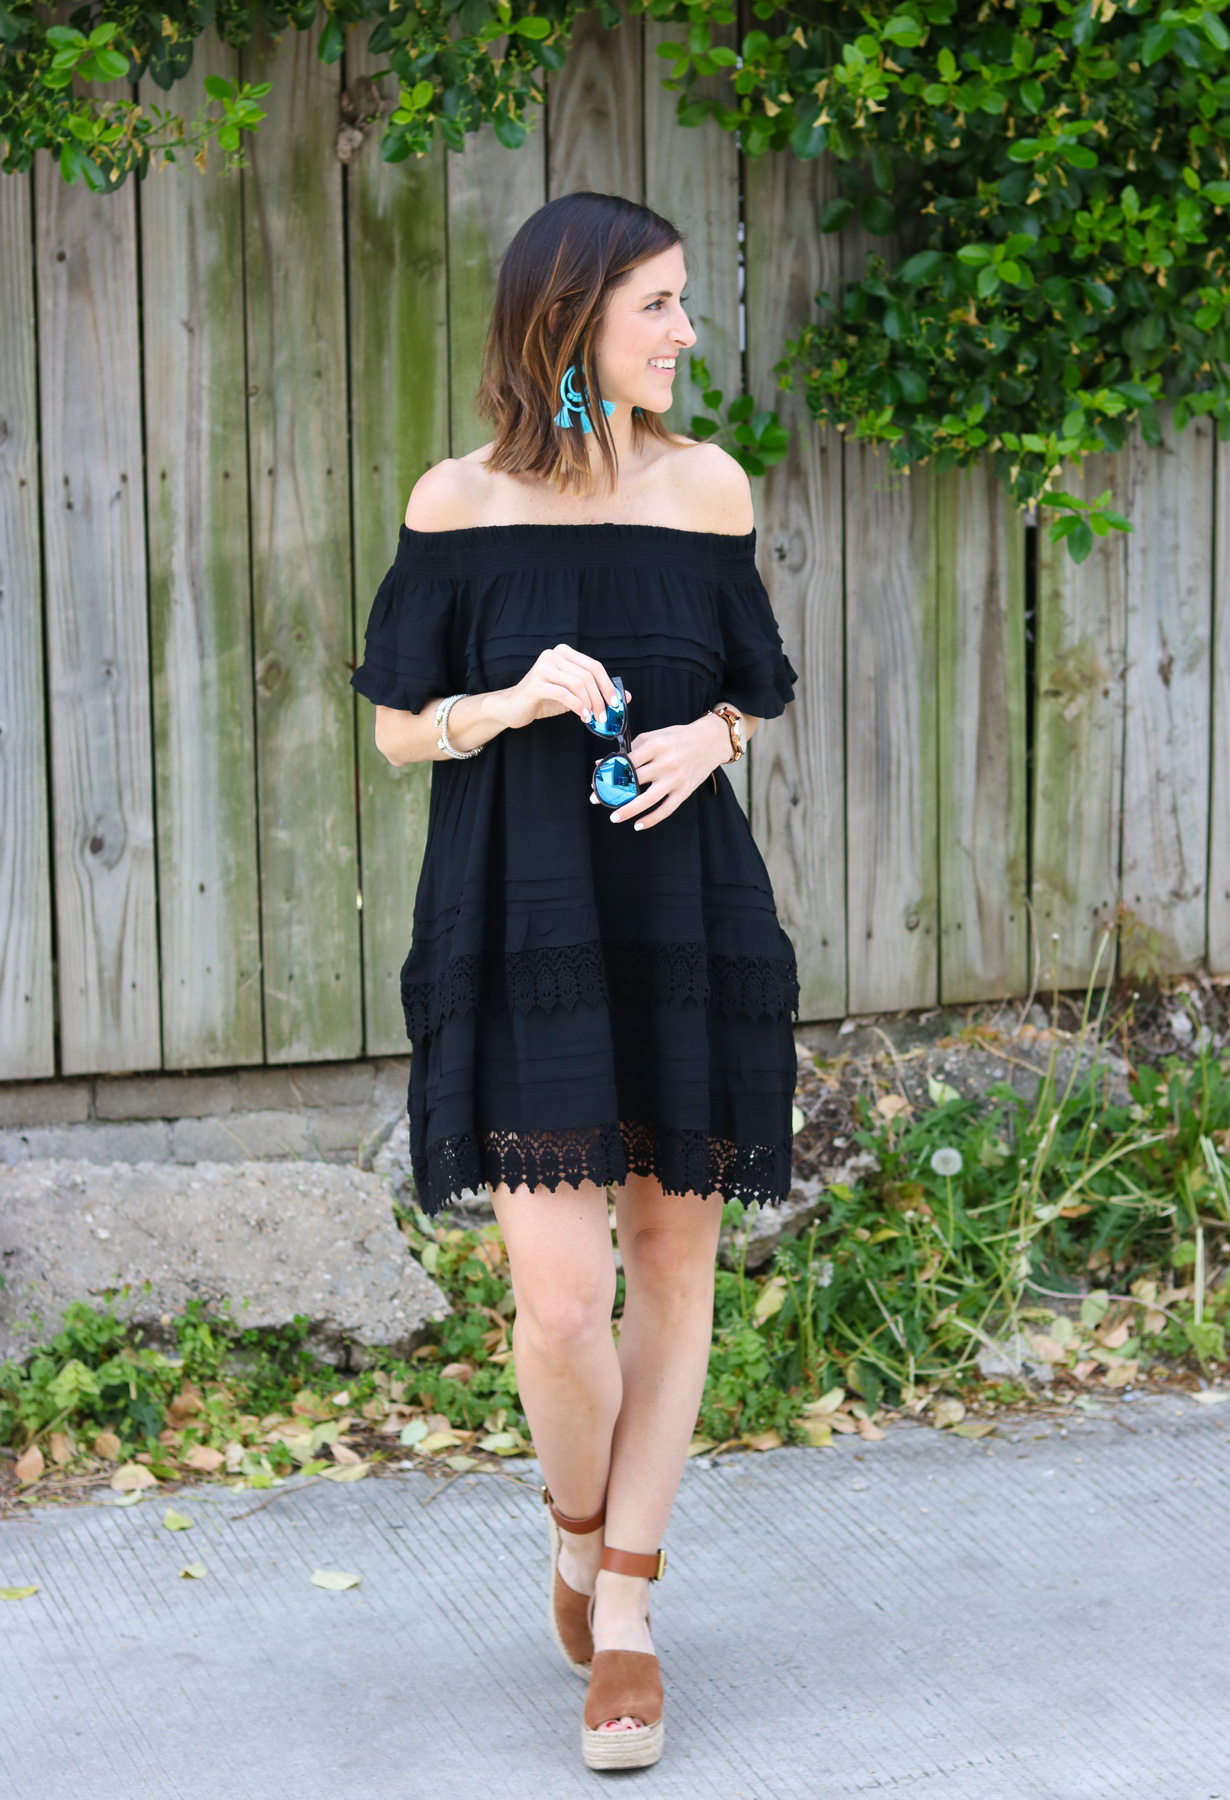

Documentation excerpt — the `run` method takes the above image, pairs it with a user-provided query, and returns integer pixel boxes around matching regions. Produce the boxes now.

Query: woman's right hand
[489,644,630,732]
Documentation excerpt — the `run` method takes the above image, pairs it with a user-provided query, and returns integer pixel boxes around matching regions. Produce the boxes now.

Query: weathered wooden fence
[2,11,1229,1083]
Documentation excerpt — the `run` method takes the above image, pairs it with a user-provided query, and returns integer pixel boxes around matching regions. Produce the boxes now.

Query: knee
[623,1226,715,1316]
[513,1271,616,1360]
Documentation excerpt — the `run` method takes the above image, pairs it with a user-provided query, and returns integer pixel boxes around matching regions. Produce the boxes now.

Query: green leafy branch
[686,353,790,478]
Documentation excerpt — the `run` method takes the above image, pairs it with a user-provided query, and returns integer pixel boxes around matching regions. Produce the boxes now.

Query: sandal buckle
[653,1549,666,1581]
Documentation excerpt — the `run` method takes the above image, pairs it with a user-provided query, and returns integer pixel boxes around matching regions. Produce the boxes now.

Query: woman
[352,191,799,1771]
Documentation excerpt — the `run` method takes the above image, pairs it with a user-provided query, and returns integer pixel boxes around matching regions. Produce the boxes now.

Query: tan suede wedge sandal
[543,1487,606,1679]
[581,1546,667,1771]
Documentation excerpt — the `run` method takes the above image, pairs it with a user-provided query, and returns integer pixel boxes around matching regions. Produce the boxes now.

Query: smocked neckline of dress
[396,520,758,575]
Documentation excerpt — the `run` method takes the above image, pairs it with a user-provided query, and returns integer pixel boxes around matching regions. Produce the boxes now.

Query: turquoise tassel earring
[553,364,616,434]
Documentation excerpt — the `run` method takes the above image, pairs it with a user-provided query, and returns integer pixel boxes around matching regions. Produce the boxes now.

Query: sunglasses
[585,675,641,809]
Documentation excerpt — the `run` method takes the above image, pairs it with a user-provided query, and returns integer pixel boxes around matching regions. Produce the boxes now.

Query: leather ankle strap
[542,1486,607,1535]
[601,1545,666,1581]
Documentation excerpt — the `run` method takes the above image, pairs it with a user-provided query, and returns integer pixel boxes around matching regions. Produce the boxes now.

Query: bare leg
[489,1177,620,1600]
[591,1174,722,1728]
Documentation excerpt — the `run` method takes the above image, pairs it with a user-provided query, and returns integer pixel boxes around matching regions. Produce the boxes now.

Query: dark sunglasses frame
[585,674,640,809]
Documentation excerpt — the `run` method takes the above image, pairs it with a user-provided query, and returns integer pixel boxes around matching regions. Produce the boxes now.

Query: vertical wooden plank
[35,159,161,1074]
[243,25,361,1062]
[548,3,643,202]
[1032,452,1127,990]
[0,174,55,1078]
[447,127,547,457]
[744,150,846,1021]
[935,463,1028,1002]
[643,19,739,437]
[845,452,938,1013]
[1211,434,1230,974]
[1121,415,1213,974]
[348,48,449,1054]
[140,39,263,1068]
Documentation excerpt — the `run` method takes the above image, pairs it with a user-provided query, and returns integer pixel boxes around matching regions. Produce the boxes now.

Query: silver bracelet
[433,693,484,760]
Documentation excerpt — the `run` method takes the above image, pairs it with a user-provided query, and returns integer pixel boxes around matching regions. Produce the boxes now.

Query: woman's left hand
[597,714,732,831]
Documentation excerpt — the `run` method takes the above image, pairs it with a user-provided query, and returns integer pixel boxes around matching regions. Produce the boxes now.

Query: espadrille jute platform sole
[581,1649,665,1770]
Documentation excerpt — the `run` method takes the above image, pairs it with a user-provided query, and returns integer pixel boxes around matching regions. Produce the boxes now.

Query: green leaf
[162,1508,194,1532]
[1019,78,1044,112]
[957,244,994,265]
[1061,408,1084,439]
[860,195,896,237]
[513,14,551,37]
[898,249,944,284]
[317,15,345,63]
[492,113,527,150]
[203,74,235,102]
[727,394,755,424]
[689,415,720,439]
[819,197,854,234]
[1066,520,1094,563]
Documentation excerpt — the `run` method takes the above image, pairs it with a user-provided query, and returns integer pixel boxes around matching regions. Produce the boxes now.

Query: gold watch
[710,703,745,763]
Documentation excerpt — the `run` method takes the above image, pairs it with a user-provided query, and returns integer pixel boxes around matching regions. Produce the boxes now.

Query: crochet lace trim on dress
[401,942,800,1040]
[412,1119,794,1216]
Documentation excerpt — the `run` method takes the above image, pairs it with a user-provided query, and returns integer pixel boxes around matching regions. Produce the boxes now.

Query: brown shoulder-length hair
[476,192,685,497]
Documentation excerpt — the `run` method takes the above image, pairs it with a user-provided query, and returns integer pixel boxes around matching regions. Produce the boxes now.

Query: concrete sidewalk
[2,1395,1228,1799]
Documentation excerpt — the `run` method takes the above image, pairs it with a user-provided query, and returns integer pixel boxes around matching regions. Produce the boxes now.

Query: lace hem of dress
[411,1118,794,1216]
[401,942,800,1040]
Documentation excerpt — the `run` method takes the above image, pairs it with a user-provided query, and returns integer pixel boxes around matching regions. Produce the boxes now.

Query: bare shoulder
[404,450,496,531]
[664,440,755,535]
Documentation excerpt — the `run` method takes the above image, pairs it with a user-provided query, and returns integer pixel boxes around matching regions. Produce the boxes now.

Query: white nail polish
[634,822,643,831]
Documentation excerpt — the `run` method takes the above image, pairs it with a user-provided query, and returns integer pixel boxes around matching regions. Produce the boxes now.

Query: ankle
[593,1568,650,1621]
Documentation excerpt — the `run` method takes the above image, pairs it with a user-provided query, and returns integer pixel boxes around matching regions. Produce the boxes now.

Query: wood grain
[1121,415,1213,974]
[548,3,643,203]
[242,26,361,1062]
[845,451,938,1013]
[140,38,263,1068]
[935,463,1027,1003]
[35,156,161,1074]
[745,149,846,1021]
[1032,452,1127,990]
[446,126,547,457]
[0,173,54,1078]
[348,47,449,1054]
[1211,434,1230,974]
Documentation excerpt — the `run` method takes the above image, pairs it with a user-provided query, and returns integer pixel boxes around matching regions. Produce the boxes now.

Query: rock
[0,1159,450,1370]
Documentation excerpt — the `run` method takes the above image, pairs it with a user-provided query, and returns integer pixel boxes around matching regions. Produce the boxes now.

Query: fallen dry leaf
[178,1563,208,1580]
[0,1585,38,1601]
[318,1462,369,1483]
[110,1463,158,1492]
[799,1417,833,1448]
[951,1421,996,1439]
[1073,1359,1098,1380]
[875,1093,912,1121]
[802,1387,846,1417]
[418,1430,463,1454]
[93,1430,122,1461]
[827,1414,860,1435]
[444,1454,480,1472]
[14,1444,45,1484]
[182,1444,225,1473]
[1098,1319,1132,1350]
[687,1437,716,1457]
[744,1429,783,1451]
[1025,1334,1069,1365]
[49,1431,75,1467]
[330,1442,363,1466]
[162,1508,194,1532]
[440,1362,474,1384]
[310,1568,360,1591]
[224,1442,244,1472]
[856,1419,886,1442]
[932,1397,966,1429]
[1102,1361,1139,1389]
[1192,1389,1230,1406]
[167,1386,205,1423]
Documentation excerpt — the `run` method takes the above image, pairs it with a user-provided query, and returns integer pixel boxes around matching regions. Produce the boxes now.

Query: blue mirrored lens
[594,755,637,808]
[587,686,626,738]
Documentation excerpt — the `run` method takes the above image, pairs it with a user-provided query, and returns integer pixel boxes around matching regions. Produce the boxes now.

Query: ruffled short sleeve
[717,566,799,720]
[351,528,459,714]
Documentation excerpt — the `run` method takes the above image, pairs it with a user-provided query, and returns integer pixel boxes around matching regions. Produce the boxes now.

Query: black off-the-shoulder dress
[351,522,800,1216]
